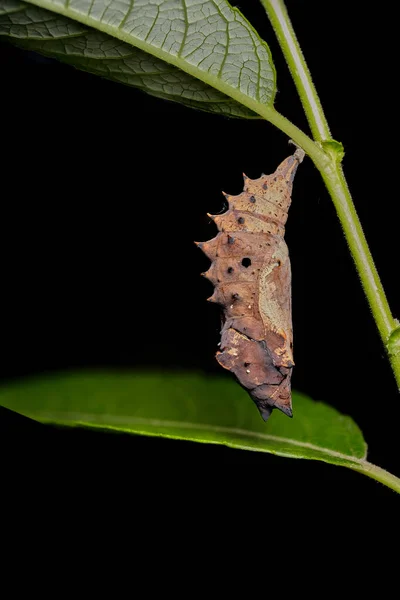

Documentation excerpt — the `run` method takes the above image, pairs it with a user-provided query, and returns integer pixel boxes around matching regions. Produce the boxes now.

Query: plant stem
[320,162,396,345]
[351,461,400,494]
[261,0,331,141]
[260,0,331,141]
[260,0,400,386]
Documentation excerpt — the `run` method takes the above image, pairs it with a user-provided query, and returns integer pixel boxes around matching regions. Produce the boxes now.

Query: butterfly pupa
[197,149,304,421]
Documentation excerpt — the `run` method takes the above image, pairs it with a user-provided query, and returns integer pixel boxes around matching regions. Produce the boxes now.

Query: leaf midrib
[29,410,400,491]
[31,409,367,463]
[19,0,273,117]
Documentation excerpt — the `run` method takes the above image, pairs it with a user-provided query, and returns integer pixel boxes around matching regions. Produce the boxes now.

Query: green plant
[1,0,399,492]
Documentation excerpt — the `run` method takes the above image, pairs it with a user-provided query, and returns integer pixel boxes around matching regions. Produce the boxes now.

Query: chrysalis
[196,149,304,421]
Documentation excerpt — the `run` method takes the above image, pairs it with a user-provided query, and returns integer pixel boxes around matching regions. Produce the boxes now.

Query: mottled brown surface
[197,150,304,420]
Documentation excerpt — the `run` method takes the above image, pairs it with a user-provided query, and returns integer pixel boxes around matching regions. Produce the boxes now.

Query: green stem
[350,461,400,494]
[260,0,330,142]
[260,0,400,387]
[321,162,396,348]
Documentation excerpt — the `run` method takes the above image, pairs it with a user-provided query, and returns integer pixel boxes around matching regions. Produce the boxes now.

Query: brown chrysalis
[196,149,304,421]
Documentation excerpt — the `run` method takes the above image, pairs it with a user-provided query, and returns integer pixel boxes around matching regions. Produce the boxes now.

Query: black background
[1,0,400,526]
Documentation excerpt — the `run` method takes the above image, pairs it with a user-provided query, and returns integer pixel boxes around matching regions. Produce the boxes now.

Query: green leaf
[388,324,400,391]
[321,139,345,162]
[0,0,276,118]
[1,370,399,492]
[388,324,400,358]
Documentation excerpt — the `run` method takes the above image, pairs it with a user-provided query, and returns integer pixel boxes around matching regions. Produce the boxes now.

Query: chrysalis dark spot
[227,235,235,245]
[244,362,250,367]
[227,267,234,274]
[232,293,239,300]
[250,195,256,203]
[262,183,268,190]
[238,217,245,224]
[242,258,252,268]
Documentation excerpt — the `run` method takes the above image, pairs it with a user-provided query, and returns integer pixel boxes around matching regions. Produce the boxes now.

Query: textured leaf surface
[0,0,276,117]
[1,370,399,492]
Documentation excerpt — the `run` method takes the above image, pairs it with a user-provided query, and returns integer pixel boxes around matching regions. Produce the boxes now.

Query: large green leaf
[0,0,275,117]
[1,370,399,492]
